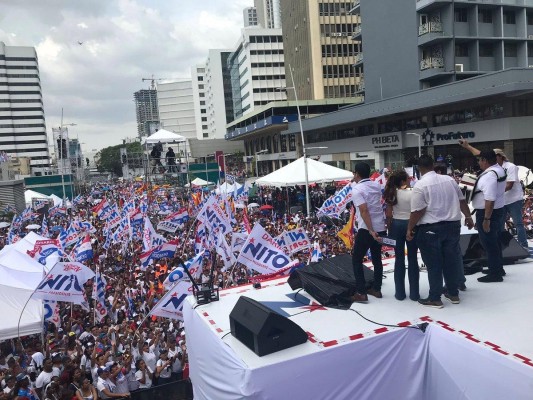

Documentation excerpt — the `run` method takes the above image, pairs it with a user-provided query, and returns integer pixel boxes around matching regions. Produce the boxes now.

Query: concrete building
[0,42,49,171]
[134,89,159,139]
[244,7,259,27]
[255,0,282,29]
[157,80,196,143]
[279,0,362,101]
[193,50,234,140]
[227,27,287,121]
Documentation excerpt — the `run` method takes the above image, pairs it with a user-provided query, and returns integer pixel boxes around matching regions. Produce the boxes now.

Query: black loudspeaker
[459,232,529,265]
[229,296,308,357]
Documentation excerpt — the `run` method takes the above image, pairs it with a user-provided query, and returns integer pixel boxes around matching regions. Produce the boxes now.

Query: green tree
[95,141,142,177]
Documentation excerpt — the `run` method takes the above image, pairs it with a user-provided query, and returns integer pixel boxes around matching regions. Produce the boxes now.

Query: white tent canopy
[25,189,49,206]
[215,181,243,194]
[185,177,213,187]
[255,157,353,187]
[49,194,63,207]
[142,129,186,144]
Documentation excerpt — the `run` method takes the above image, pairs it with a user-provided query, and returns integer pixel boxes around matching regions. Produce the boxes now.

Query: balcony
[420,57,444,70]
[349,0,360,14]
[418,22,442,36]
[416,0,451,12]
[352,25,362,40]
[354,53,364,66]
[355,80,365,93]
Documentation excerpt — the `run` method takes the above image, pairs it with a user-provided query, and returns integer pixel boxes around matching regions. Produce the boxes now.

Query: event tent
[49,194,63,207]
[141,129,186,144]
[0,247,46,341]
[255,157,353,187]
[185,177,213,187]
[215,181,243,194]
[25,189,49,206]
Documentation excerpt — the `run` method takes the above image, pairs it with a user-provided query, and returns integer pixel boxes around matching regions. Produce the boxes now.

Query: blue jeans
[352,229,386,294]
[389,218,419,300]
[416,221,462,301]
[477,208,505,276]
[503,199,528,248]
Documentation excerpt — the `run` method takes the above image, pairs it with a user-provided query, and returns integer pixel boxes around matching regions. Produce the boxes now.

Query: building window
[528,12,533,25]
[504,43,517,57]
[203,132,209,138]
[478,9,492,23]
[455,43,469,57]
[504,11,516,24]
[200,101,205,105]
[280,135,287,152]
[199,93,205,97]
[288,135,296,152]
[198,84,204,89]
[479,43,494,57]
[201,117,207,122]
[202,125,208,130]
[454,8,468,23]
[201,109,206,114]
[198,76,203,81]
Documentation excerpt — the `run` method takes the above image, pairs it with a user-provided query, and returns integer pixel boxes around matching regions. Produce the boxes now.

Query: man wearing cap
[96,366,129,399]
[469,150,507,282]
[460,140,528,249]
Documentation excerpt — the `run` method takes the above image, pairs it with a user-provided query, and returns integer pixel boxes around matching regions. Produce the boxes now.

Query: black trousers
[352,229,385,294]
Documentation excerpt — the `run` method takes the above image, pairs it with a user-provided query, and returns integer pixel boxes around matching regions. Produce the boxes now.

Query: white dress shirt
[351,179,385,232]
[471,164,506,210]
[411,171,464,225]
[501,160,523,205]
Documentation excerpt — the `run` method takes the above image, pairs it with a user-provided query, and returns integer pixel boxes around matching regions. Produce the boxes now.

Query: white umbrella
[234,203,246,209]
[248,203,260,208]
[0,222,10,228]
[25,224,41,230]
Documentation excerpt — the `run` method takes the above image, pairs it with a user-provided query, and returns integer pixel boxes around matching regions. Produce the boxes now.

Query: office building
[0,42,49,171]
[279,0,362,101]
[227,27,287,121]
[134,89,159,139]
[244,7,259,27]
[255,0,282,29]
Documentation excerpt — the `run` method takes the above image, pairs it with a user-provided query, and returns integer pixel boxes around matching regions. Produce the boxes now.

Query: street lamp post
[407,132,422,158]
[255,149,268,178]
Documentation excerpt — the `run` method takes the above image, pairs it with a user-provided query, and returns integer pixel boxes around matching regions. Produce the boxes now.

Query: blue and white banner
[92,269,108,322]
[236,224,298,275]
[72,219,97,234]
[41,216,49,238]
[142,216,166,251]
[48,205,67,218]
[165,208,189,225]
[163,251,205,289]
[198,196,232,235]
[59,225,79,249]
[75,235,93,263]
[215,229,235,271]
[140,239,179,268]
[33,199,48,211]
[157,220,180,233]
[32,262,95,304]
[231,232,248,254]
[27,239,63,265]
[225,174,236,185]
[283,227,312,254]
[317,183,353,218]
[44,300,61,328]
[149,280,193,321]
[310,241,324,263]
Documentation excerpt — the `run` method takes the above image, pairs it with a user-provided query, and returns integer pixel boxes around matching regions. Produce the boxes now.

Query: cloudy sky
[0,0,250,153]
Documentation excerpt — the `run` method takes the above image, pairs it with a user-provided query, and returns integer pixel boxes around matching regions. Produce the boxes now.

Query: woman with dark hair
[384,170,420,301]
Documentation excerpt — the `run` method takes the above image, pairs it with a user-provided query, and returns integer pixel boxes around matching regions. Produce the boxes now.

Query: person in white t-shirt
[134,359,153,389]
[35,358,59,399]
[155,350,172,385]
[350,162,387,303]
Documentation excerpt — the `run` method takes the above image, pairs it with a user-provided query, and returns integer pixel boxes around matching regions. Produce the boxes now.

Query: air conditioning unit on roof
[455,63,464,72]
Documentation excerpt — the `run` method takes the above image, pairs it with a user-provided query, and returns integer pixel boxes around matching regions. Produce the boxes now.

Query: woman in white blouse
[384,170,420,301]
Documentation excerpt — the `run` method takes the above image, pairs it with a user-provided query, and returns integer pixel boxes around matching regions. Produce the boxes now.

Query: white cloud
[1,0,252,150]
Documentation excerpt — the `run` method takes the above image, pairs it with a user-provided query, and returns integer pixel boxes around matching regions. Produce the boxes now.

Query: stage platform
[184,243,533,400]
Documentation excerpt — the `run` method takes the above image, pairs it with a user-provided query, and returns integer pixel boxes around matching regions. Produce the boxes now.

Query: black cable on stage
[349,308,421,330]
[221,331,231,340]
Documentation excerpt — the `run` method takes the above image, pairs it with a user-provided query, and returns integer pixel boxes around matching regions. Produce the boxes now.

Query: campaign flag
[32,262,95,304]
[92,268,108,322]
[242,206,252,234]
[317,183,353,218]
[215,229,235,271]
[72,219,97,234]
[225,174,236,185]
[59,224,79,248]
[33,199,48,211]
[48,205,67,218]
[274,231,288,254]
[72,194,83,207]
[194,223,207,254]
[20,206,38,223]
[149,280,193,321]
[41,216,49,238]
[310,242,323,263]
[92,199,111,220]
[139,197,148,215]
[236,224,298,275]
[6,215,18,244]
[164,251,205,289]
[197,196,231,235]
[3,204,16,214]
[165,208,189,225]
[231,232,248,254]
[44,300,61,328]
[105,208,121,229]
[337,207,355,249]
[157,220,180,233]
[140,240,179,268]
[27,239,63,265]
[142,217,166,251]
[234,185,248,203]
[284,227,312,254]
[75,234,93,263]
[121,198,135,217]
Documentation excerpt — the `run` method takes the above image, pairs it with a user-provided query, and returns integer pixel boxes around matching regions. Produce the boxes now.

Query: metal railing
[418,21,443,36]
[420,57,444,70]
[354,53,364,64]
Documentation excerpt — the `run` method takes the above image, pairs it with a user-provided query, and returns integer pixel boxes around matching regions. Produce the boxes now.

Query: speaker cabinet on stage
[229,296,308,357]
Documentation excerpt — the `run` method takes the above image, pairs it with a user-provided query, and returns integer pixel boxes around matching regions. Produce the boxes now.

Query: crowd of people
[0,140,531,399]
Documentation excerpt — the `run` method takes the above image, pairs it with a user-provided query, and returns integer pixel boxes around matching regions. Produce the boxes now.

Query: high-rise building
[227,27,286,120]
[134,89,159,139]
[0,42,49,170]
[279,0,362,101]
[192,50,233,140]
[255,0,282,29]
[243,7,258,27]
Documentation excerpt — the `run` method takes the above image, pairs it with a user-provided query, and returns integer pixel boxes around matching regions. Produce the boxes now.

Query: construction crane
[141,75,167,89]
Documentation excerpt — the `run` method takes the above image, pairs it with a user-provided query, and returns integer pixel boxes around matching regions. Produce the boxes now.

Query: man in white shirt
[35,358,59,399]
[407,155,474,308]
[470,150,507,282]
[350,162,387,302]
[460,140,527,249]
